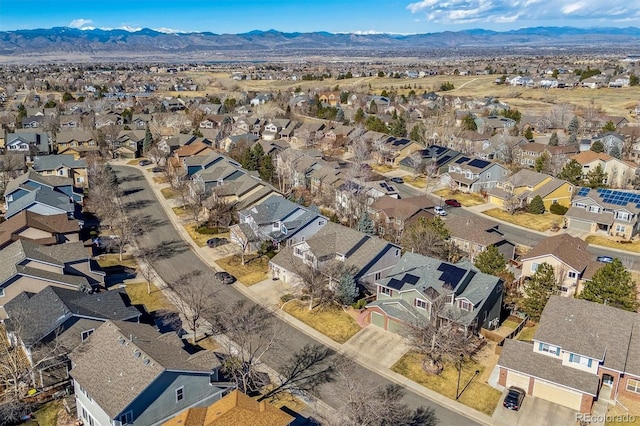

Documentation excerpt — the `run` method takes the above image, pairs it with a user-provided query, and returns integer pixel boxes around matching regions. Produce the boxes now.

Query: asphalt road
[114,165,479,426]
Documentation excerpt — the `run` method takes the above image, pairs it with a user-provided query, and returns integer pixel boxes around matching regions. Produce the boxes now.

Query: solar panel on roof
[386,278,404,290]
[455,157,470,164]
[403,274,420,285]
[438,264,466,287]
[468,159,490,169]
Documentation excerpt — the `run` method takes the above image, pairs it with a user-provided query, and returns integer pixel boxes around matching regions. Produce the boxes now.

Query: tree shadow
[144,239,190,260]
[117,173,143,183]
[124,199,154,211]
[138,215,169,233]
[122,187,144,196]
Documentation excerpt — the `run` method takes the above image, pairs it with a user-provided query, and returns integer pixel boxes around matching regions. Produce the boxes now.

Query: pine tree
[523,127,533,140]
[590,140,605,153]
[335,273,358,306]
[357,211,375,235]
[523,263,557,321]
[602,120,616,133]
[528,195,545,214]
[558,159,584,186]
[548,132,559,146]
[462,113,477,131]
[568,116,579,135]
[143,124,153,154]
[474,245,507,276]
[578,259,639,312]
[585,164,607,189]
[259,155,275,183]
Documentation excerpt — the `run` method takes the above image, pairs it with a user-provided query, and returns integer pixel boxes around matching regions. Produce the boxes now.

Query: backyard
[392,352,501,415]
[216,254,269,285]
[482,208,561,232]
[433,189,486,207]
[281,300,361,344]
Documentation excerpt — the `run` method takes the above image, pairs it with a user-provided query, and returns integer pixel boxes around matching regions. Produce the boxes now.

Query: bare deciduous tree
[168,271,217,345]
[293,260,328,310]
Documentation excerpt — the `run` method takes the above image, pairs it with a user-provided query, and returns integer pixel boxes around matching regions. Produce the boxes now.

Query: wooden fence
[481,315,528,355]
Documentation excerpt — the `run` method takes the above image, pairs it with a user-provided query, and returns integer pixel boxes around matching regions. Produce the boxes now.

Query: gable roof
[521,234,595,276]
[534,296,640,375]
[445,215,506,247]
[4,286,140,347]
[32,154,87,172]
[163,390,293,426]
[5,186,75,220]
[0,210,79,247]
[70,321,221,419]
[5,170,73,196]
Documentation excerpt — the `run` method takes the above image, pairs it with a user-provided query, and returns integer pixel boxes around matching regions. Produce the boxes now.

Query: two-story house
[32,154,89,188]
[231,195,327,252]
[367,252,503,335]
[497,296,640,413]
[520,234,600,296]
[335,180,400,220]
[570,151,636,189]
[566,187,640,239]
[269,221,402,293]
[398,145,461,176]
[444,215,515,262]
[368,195,435,242]
[70,321,232,426]
[5,132,51,160]
[487,169,574,211]
[0,210,80,249]
[514,142,578,168]
[440,156,509,193]
[371,136,422,167]
[55,130,97,153]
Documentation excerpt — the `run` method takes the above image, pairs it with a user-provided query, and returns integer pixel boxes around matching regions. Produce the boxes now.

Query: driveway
[492,390,577,426]
[343,326,410,368]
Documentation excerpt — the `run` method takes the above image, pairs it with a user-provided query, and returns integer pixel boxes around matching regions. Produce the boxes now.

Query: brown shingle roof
[162,390,293,426]
[0,210,79,248]
[521,234,592,273]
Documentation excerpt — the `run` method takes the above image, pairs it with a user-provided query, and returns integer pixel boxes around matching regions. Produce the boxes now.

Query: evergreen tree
[523,127,533,140]
[390,113,407,137]
[578,259,639,312]
[590,140,605,153]
[602,120,616,133]
[585,164,607,189]
[354,108,365,124]
[369,100,378,114]
[259,155,275,183]
[528,195,545,214]
[558,159,584,186]
[143,124,153,153]
[534,152,550,173]
[356,211,375,235]
[462,113,477,131]
[548,132,559,146]
[474,245,507,276]
[523,263,557,321]
[568,116,580,135]
[335,273,358,306]
[409,123,425,144]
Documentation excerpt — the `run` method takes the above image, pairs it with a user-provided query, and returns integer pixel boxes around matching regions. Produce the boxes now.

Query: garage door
[568,218,592,232]
[533,379,582,410]
[506,371,530,390]
[371,312,385,329]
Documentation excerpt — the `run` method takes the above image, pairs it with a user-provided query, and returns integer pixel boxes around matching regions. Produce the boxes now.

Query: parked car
[596,255,614,263]
[139,159,151,166]
[151,166,164,173]
[389,177,404,184]
[503,386,525,411]
[434,206,447,216]
[445,199,461,207]
[214,271,236,285]
[206,237,228,248]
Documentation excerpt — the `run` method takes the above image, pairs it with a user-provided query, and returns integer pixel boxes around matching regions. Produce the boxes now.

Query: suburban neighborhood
[0,52,639,426]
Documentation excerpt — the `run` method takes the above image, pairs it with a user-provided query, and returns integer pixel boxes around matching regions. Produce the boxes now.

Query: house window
[589,206,600,213]
[415,299,428,310]
[568,271,577,279]
[81,329,95,341]
[379,286,392,296]
[375,272,381,281]
[445,294,454,304]
[175,386,184,402]
[458,300,472,311]
[569,353,592,367]
[0,288,4,297]
[119,411,133,425]
[538,343,560,356]
[552,199,558,204]
[616,224,626,233]
[531,263,539,273]
[627,379,640,394]
[617,212,629,221]
[395,249,400,257]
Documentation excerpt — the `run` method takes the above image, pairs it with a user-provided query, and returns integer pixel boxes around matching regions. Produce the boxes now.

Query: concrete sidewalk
[120,161,495,426]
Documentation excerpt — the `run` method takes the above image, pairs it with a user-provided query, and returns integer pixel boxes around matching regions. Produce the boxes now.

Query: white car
[434,206,447,216]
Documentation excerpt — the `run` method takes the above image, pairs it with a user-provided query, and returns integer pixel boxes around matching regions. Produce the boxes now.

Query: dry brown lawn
[126,159,141,166]
[586,235,640,253]
[153,176,169,184]
[405,176,427,188]
[371,164,394,173]
[216,254,269,285]
[161,187,179,199]
[172,206,189,217]
[392,352,501,416]
[282,300,361,344]
[125,281,174,313]
[433,189,486,207]
[483,208,561,231]
[96,253,138,269]
[606,395,640,425]
[517,325,538,342]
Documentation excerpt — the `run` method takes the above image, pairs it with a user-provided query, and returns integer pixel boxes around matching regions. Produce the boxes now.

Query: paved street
[114,165,483,426]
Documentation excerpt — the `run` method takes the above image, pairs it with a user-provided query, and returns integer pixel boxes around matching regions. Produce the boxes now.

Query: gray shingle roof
[5,170,73,196]
[32,154,87,172]
[534,296,640,375]
[5,187,74,219]
[4,286,140,346]
[498,339,600,395]
[70,321,220,419]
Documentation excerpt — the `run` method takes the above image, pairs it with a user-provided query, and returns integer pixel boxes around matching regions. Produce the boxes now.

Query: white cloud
[69,19,93,28]
[407,0,440,13]
[562,2,584,14]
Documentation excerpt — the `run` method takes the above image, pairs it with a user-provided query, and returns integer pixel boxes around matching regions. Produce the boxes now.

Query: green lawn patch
[27,400,61,426]
[216,254,269,285]
[125,281,174,313]
[282,300,361,344]
[392,352,501,416]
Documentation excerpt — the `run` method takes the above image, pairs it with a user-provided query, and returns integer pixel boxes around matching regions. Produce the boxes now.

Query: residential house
[514,142,579,168]
[0,210,80,249]
[309,163,346,199]
[368,195,435,242]
[591,133,626,157]
[4,286,141,388]
[444,215,515,262]
[372,136,422,167]
[367,252,503,335]
[520,234,600,296]
[566,187,640,239]
[497,296,640,412]
[21,115,45,129]
[32,154,88,188]
[269,221,402,293]
[5,132,51,159]
[71,321,232,426]
[168,142,217,175]
[262,119,291,141]
[487,169,574,211]
[398,145,461,176]
[231,195,327,251]
[318,91,341,106]
[112,130,146,159]
[276,149,324,190]
[0,240,104,318]
[335,180,400,220]
[55,130,96,153]
[476,115,516,135]
[162,390,294,426]
[571,151,636,189]
[440,156,509,193]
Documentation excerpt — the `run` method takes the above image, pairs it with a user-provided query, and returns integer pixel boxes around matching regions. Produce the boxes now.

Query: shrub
[352,298,368,310]
[528,195,545,215]
[549,203,568,215]
[196,225,218,234]
[280,293,294,303]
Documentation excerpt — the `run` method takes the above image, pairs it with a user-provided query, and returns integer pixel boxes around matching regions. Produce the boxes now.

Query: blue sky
[1,0,638,34]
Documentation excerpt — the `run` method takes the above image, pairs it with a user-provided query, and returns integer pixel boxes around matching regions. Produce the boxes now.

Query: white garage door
[533,379,582,410]
[506,371,530,390]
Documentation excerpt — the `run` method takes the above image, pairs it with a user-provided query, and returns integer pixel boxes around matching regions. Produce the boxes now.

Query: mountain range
[1,27,639,60]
